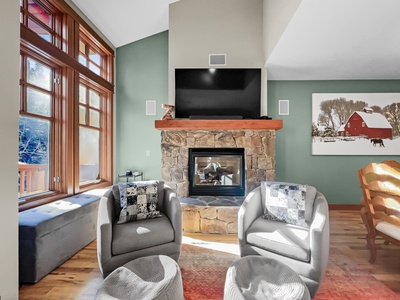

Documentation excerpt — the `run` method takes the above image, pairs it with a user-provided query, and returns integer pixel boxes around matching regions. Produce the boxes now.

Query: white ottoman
[96,255,183,300]
[224,256,311,300]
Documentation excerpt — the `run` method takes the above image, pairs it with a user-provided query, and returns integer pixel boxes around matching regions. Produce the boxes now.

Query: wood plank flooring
[19,210,400,299]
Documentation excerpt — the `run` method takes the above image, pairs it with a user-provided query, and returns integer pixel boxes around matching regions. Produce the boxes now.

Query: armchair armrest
[238,186,264,247]
[163,186,182,245]
[96,189,114,274]
[309,192,330,281]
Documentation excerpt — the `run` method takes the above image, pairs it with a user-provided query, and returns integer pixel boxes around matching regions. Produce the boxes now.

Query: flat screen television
[174,68,261,119]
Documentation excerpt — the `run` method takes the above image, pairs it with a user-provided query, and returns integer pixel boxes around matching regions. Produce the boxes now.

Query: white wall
[168,0,265,113]
[263,0,301,62]
[0,1,20,299]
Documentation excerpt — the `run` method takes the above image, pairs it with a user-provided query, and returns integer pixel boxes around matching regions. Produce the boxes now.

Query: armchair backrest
[358,162,400,228]
[110,181,165,220]
[304,185,318,222]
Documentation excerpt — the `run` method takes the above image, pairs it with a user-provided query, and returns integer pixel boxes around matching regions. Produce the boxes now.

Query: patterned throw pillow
[261,182,308,228]
[117,180,161,224]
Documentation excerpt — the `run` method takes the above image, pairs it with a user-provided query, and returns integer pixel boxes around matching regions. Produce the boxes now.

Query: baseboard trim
[329,204,362,210]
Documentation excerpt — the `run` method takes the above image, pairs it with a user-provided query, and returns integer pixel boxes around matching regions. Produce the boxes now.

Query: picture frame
[312,93,400,155]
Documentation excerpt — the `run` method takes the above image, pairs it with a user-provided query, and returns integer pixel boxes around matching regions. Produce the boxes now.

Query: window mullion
[85,87,89,125]
[52,67,62,193]
[20,55,27,112]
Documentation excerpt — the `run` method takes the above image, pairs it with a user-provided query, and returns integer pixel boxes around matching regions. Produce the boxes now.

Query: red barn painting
[339,108,392,139]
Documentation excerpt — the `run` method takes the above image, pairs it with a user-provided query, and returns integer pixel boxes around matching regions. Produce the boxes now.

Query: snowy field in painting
[312,137,400,155]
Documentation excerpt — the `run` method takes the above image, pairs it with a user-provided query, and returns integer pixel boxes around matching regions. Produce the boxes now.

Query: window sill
[19,183,112,212]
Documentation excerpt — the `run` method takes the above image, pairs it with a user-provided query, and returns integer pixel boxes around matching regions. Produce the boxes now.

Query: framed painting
[312,93,400,155]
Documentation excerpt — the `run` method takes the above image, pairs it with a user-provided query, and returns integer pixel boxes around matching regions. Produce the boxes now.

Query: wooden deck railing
[18,163,48,196]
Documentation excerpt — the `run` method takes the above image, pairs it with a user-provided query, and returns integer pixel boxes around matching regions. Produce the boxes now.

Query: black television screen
[175,68,261,119]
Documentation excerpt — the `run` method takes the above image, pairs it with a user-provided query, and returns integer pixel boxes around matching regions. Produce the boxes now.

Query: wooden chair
[358,160,400,263]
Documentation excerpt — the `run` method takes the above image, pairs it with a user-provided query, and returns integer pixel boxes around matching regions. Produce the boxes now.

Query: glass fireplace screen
[193,156,241,186]
[189,148,245,196]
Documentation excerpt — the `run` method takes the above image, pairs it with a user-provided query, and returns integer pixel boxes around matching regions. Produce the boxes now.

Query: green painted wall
[267,80,400,204]
[116,31,168,181]
[116,33,400,204]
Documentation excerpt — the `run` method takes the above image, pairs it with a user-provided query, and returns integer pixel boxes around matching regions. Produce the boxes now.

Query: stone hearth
[180,196,244,234]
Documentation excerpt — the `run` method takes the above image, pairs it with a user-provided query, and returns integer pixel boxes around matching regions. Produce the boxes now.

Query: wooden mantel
[155,119,283,130]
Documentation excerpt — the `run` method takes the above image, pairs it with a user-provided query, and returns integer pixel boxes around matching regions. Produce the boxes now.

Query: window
[20,0,61,46]
[78,27,114,82]
[362,122,365,127]
[19,0,114,210]
[78,81,103,185]
[19,55,58,199]
[347,123,350,128]
[79,39,101,76]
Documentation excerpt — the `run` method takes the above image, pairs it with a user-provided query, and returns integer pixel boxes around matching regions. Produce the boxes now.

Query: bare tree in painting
[332,97,353,126]
[370,105,383,114]
[318,113,329,126]
[319,100,336,130]
[319,98,368,130]
[383,102,400,137]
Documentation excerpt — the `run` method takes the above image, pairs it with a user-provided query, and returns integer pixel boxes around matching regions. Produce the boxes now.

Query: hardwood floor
[19,210,400,299]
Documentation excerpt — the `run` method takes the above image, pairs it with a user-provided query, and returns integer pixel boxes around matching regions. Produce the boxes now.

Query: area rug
[179,242,400,300]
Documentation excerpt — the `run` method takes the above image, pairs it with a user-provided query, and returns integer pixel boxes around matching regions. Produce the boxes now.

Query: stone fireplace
[155,119,282,234]
[160,129,276,197]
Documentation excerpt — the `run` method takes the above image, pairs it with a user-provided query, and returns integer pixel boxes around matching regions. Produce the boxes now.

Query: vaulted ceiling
[71,0,400,80]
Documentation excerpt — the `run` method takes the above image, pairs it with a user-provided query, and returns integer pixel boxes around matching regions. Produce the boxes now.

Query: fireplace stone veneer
[160,130,276,198]
[156,120,281,234]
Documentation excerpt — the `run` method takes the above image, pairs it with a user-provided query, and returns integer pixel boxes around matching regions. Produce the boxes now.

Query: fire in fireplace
[189,148,245,196]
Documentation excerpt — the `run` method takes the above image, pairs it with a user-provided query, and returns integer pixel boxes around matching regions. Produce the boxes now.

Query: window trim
[19,0,114,211]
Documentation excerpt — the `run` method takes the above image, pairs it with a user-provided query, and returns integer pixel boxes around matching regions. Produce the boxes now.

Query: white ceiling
[72,0,400,80]
[71,0,179,48]
[267,0,400,80]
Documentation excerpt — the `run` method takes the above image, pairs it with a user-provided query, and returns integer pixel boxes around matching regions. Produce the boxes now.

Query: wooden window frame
[76,77,113,193]
[19,0,114,211]
[79,26,114,84]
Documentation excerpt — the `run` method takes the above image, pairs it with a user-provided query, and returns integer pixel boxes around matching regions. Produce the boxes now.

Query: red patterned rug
[179,242,399,300]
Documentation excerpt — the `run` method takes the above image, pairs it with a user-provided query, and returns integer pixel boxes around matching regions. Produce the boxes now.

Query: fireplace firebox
[189,148,245,196]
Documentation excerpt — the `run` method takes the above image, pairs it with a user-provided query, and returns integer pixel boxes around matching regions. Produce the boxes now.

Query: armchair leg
[367,233,377,263]
[366,238,371,249]
[360,207,373,249]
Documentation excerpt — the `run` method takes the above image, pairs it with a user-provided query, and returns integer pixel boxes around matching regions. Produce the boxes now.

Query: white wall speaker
[279,100,289,115]
[146,100,156,115]
[209,54,226,66]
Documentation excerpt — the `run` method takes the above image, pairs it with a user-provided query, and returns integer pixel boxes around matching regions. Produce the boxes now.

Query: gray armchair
[97,181,182,277]
[238,184,330,298]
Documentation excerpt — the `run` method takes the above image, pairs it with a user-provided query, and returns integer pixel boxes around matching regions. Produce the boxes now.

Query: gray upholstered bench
[19,194,100,283]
